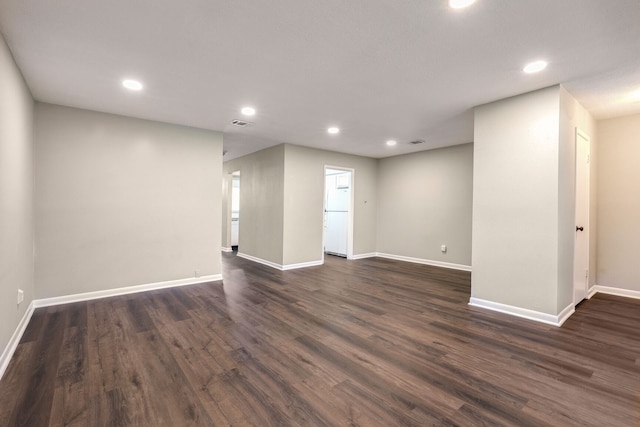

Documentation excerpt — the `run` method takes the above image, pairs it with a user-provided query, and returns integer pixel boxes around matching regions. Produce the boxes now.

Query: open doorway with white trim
[230,171,240,252]
[323,166,354,259]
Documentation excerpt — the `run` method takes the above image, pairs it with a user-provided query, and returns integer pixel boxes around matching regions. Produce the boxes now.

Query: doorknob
[576,226,584,231]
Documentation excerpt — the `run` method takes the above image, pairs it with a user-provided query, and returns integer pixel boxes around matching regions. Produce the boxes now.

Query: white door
[573,129,590,304]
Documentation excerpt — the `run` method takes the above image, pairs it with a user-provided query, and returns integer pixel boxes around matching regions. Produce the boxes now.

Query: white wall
[376,144,473,267]
[597,113,640,292]
[0,33,34,361]
[283,144,377,265]
[35,103,223,298]
[472,86,562,315]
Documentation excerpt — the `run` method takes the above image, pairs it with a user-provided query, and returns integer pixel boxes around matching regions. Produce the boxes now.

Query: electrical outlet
[17,289,24,305]
[441,244,447,253]
[194,269,200,278]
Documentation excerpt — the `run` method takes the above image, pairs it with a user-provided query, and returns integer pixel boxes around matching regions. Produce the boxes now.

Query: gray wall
[35,103,223,298]
[225,142,472,269]
[376,144,473,266]
[472,86,562,314]
[597,113,640,291]
[223,145,285,265]
[283,144,377,265]
[0,33,34,358]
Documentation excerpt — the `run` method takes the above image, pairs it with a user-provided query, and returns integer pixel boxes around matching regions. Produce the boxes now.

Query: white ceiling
[1,0,639,161]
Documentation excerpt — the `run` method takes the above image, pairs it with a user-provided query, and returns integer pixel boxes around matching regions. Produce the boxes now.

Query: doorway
[573,129,590,304]
[323,167,353,259]
[231,171,240,252]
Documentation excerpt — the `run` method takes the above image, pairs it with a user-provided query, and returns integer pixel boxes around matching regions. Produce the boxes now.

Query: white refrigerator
[324,173,350,257]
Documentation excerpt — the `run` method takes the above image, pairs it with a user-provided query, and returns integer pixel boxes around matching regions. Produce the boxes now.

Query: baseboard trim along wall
[236,251,471,272]
[350,252,377,260]
[591,284,640,300]
[221,247,233,253]
[282,260,324,270]
[0,301,35,381]
[556,303,576,326]
[237,252,323,271]
[376,252,472,272]
[237,252,283,270]
[34,274,223,308]
[469,297,575,327]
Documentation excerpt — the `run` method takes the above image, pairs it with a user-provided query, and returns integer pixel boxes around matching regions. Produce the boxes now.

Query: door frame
[322,165,355,261]
[573,128,590,304]
[230,170,241,249]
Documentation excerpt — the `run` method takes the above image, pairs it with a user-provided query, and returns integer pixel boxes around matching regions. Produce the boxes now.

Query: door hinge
[587,154,590,164]
[585,269,589,279]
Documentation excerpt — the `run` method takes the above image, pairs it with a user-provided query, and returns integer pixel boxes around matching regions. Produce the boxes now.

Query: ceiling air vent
[230,119,252,127]
[409,139,425,145]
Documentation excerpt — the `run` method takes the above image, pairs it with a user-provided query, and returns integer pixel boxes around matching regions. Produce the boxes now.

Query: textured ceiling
[1,0,639,160]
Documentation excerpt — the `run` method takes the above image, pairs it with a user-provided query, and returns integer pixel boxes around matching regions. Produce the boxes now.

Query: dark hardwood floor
[1,253,639,426]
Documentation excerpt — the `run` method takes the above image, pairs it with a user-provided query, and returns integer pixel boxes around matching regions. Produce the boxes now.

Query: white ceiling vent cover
[230,119,252,127]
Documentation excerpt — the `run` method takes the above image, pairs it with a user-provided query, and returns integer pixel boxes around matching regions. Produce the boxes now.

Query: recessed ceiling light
[449,0,476,9]
[386,140,397,146]
[241,106,256,116]
[327,127,340,134]
[628,89,640,101]
[523,60,548,74]
[122,79,143,91]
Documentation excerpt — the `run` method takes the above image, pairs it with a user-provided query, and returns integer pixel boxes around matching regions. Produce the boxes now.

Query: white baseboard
[221,247,233,253]
[0,301,35,381]
[283,260,324,270]
[237,252,283,270]
[469,297,574,327]
[34,274,222,308]
[556,303,575,326]
[591,284,640,300]
[586,285,598,299]
[236,250,472,273]
[237,252,324,271]
[350,252,377,260]
[376,252,472,272]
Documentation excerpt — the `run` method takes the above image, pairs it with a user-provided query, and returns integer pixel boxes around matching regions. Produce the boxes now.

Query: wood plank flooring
[1,253,639,426]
